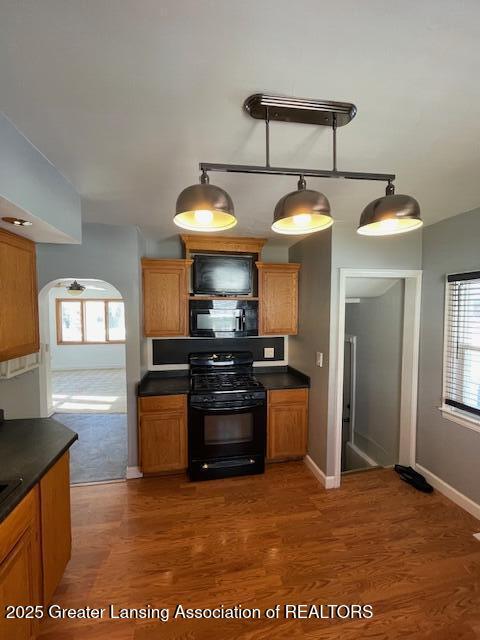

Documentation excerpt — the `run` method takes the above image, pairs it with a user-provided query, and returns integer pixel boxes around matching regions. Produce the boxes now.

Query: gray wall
[289,229,332,472]
[143,236,290,263]
[326,225,422,475]
[37,223,143,467]
[289,223,422,475]
[0,113,81,242]
[0,223,143,468]
[417,208,480,503]
[345,281,404,466]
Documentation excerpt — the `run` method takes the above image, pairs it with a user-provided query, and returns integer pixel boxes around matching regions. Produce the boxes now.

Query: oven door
[188,400,266,479]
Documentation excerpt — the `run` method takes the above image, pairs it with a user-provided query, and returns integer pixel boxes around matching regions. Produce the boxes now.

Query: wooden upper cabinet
[256,262,300,335]
[142,259,192,337]
[0,228,39,362]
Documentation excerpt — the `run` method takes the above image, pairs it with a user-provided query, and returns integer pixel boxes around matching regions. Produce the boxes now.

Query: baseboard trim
[126,466,143,479]
[304,455,339,489]
[416,463,480,521]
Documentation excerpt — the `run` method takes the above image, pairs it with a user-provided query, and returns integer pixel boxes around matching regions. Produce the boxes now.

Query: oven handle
[190,402,264,412]
[201,458,256,470]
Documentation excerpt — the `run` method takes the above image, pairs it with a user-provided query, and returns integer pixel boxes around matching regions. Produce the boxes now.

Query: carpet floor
[52,368,127,414]
[53,413,127,484]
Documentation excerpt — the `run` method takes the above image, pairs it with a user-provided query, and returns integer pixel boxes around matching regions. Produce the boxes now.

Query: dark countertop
[0,417,78,523]
[138,372,190,396]
[254,367,310,390]
[138,366,309,396]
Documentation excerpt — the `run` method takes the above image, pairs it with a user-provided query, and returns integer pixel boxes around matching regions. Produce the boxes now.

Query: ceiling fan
[54,279,108,295]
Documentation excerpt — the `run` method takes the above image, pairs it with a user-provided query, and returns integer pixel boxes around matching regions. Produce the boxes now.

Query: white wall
[345,281,404,466]
[48,282,126,371]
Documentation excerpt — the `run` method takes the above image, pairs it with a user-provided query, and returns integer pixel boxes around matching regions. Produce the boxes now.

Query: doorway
[334,269,422,484]
[39,278,128,484]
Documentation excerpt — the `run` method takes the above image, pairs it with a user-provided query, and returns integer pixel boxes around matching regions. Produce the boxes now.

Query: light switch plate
[316,352,323,367]
[264,347,275,359]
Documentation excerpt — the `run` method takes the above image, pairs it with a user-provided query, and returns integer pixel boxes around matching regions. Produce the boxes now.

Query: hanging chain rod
[199,96,395,183]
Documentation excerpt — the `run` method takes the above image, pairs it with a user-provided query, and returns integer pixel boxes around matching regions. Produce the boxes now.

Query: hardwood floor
[38,463,480,639]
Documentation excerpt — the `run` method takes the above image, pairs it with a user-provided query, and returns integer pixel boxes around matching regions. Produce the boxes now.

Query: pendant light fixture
[176,94,421,237]
[174,170,236,232]
[357,181,422,236]
[272,176,332,235]
[67,280,85,296]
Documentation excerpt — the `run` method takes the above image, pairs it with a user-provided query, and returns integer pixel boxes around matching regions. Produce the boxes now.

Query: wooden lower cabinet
[138,395,187,474]
[40,453,72,605]
[267,388,308,461]
[0,488,42,640]
[0,452,72,639]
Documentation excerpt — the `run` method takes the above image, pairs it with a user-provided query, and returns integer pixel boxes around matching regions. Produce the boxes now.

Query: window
[57,299,126,344]
[443,271,480,424]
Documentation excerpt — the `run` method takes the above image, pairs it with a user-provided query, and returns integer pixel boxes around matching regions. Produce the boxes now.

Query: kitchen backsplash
[152,337,285,365]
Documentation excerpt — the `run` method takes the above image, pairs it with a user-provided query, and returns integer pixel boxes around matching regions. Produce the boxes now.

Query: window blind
[444,271,480,417]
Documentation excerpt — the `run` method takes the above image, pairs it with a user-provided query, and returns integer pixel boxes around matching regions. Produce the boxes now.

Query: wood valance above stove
[180,234,267,257]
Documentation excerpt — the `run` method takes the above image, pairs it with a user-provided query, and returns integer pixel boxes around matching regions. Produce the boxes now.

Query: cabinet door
[140,410,187,474]
[0,489,41,640]
[256,263,300,335]
[268,389,308,460]
[0,533,38,640]
[0,228,39,362]
[142,259,192,337]
[40,453,71,605]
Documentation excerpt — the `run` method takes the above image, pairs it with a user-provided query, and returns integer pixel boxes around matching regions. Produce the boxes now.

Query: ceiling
[1,0,479,245]
[346,278,400,299]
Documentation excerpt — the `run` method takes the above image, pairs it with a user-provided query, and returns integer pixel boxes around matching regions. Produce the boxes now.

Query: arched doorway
[39,278,128,483]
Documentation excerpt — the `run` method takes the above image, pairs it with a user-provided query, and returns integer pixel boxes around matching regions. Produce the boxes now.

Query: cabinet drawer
[269,388,308,406]
[139,394,186,414]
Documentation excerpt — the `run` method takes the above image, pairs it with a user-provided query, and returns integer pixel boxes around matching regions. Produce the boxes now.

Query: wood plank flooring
[38,463,480,639]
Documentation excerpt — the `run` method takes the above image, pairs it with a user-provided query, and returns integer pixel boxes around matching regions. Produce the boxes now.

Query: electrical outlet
[316,352,323,367]
[264,347,275,359]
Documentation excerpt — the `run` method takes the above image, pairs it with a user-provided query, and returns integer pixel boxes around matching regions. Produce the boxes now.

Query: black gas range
[188,351,266,481]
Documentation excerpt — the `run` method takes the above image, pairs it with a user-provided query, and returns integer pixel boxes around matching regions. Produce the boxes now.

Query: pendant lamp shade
[271,177,333,235]
[174,172,236,232]
[358,183,422,236]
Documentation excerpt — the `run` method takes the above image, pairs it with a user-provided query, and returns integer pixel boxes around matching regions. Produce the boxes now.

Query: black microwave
[190,299,258,338]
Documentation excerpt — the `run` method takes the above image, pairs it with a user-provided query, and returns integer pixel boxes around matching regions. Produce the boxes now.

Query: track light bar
[199,162,395,183]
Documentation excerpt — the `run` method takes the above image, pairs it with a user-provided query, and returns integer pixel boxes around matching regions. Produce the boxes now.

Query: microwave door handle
[236,312,243,332]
